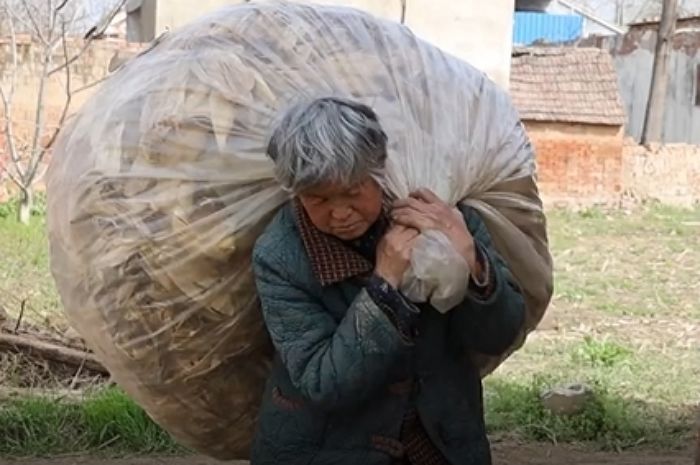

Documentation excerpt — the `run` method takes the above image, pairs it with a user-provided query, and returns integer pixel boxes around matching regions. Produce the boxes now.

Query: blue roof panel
[513,12,584,45]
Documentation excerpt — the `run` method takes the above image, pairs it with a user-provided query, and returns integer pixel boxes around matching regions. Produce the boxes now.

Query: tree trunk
[640,0,679,145]
[18,188,33,225]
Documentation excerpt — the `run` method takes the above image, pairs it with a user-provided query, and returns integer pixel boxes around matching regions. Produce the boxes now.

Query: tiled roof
[510,47,626,126]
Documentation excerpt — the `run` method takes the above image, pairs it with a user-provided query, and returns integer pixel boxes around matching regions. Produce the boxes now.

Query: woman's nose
[331,207,352,221]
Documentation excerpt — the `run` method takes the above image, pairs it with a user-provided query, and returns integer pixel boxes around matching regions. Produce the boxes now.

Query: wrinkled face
[298,177,383,240]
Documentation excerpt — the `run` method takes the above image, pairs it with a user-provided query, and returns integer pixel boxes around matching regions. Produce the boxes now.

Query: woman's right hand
[375,225,420,288]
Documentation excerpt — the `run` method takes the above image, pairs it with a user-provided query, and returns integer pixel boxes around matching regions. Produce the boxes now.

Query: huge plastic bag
[47,2,553,459]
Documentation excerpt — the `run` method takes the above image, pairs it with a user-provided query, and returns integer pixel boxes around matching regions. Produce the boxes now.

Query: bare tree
[0,0,125,224]
[641,0,679,144]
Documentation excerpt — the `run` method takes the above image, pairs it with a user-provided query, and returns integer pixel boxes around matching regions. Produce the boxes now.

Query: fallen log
[0,333,108,375]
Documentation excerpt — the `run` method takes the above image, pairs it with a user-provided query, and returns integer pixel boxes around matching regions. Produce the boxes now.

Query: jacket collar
[293,199,374,286]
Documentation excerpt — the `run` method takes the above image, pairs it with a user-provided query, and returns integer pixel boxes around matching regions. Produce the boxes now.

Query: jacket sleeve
[448,206,526,356]
[253,245,412,411]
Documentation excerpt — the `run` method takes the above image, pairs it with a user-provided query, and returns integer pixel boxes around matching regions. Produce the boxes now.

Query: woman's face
[298,177,383,240]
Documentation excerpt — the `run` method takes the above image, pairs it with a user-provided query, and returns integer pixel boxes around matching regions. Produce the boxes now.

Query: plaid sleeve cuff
[367,274,420,344]
[468,242,496,302]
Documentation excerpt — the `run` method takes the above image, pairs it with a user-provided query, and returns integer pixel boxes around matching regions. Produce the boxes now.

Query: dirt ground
[4,442,694,465]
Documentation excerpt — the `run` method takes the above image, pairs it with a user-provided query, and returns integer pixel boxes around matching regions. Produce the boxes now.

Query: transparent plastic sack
[401,230,470,313]
[47,2,553,459]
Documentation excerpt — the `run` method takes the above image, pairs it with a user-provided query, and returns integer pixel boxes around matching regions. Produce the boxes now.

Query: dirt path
[4,442,694,465]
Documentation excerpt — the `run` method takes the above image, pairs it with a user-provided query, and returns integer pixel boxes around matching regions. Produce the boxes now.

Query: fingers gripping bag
[47,2,553,459]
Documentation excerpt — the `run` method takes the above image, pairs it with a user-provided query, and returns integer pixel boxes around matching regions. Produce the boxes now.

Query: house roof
[510,47,626,126]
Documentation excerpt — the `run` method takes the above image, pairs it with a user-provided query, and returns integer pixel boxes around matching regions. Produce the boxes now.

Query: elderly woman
[251,97,526,465]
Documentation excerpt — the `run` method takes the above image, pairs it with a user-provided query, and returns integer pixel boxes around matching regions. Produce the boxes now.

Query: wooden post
[640,0,679,145]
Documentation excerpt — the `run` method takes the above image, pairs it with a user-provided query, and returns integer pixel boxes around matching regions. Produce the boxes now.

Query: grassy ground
[489,205,700,449]
[0,197,60,329]
[0,203,697,457]
[0,389,181,457]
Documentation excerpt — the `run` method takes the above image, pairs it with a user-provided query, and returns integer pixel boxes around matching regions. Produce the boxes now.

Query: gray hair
[267,97,388,193]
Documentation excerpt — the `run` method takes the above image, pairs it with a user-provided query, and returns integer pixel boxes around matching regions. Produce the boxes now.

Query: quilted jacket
[250,203,526,465]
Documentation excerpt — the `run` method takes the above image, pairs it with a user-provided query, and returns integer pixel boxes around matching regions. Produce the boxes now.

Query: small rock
[541,383,593,416]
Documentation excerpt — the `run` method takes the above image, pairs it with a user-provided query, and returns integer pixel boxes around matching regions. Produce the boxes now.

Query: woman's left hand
[391,188,478,273]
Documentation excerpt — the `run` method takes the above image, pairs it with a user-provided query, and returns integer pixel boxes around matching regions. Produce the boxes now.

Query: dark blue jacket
[251,203,525,465]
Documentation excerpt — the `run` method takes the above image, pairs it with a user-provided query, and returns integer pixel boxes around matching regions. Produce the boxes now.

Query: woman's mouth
[332,222,364,236]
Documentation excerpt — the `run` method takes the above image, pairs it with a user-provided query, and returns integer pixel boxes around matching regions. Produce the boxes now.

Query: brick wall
[526,121,625,206]
[529,120,700,208]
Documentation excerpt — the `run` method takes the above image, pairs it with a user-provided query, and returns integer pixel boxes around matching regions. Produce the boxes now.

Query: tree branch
[26,44,51,181]
[27,18,72,179]
[20,0,49,46]
[73,75,107,94]
[0,9,27,185]
[0,9,18,106]
[5,7,41,39]
[48,0,127,76]
[0,332,108,374]
[2,163,24,189]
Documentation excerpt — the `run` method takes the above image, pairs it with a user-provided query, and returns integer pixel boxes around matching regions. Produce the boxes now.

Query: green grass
[0,388,181,458]
[491,205,700,451]
[0,196,61,326]
[571,336,632,369]
[485,377,692,450]
[547,205,700,319]
[0,379,691,458]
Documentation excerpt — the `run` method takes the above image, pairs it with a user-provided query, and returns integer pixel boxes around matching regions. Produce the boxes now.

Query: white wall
[405,0,515,88]
[144,0,515,88]
[155,0,247,33]
[546,1,620,37]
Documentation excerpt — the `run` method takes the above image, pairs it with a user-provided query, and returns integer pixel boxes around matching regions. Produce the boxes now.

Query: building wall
[0,38,137,200]
[513,11,583,46]
[545,1,619,37]
[402,0,515,88]
[138,0,516,88]
[526,121,625,205]
[622,143,700,207]
[154,0,246,34]
[528,120,700,207]
[0,38,132,137]
[584,22,700,144]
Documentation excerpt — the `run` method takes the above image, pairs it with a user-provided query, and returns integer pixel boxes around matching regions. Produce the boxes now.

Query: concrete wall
[622,143,700,207]
[583,21,700,144]
[402,0,515,88]
[154,0,245,34]
[137,0,515,88]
